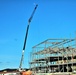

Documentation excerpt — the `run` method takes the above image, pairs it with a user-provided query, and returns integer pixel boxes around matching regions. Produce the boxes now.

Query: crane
[19,4,38,71]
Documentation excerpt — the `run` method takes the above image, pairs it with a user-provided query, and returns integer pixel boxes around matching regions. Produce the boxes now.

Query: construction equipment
[19,4,38,71]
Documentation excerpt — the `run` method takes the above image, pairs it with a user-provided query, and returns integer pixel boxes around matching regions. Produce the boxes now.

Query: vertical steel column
[66,47,68,72]
[45,42,47,73]
[58,51,60,72]
[62,43,64,72]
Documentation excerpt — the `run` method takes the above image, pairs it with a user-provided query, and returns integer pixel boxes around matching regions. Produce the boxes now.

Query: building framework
[30,38,76,73]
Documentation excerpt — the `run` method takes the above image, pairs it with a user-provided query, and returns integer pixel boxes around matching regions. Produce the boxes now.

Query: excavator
[19,4,38,75]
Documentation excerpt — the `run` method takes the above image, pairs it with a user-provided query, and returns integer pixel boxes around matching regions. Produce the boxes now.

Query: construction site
[30,38,76,74]
[0,2,76,75]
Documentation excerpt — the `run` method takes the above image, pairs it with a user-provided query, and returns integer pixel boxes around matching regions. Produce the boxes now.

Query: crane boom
[19,4,38,70]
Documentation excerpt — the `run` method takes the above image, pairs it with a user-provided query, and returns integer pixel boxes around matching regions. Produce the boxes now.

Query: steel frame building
[30,38,76,73]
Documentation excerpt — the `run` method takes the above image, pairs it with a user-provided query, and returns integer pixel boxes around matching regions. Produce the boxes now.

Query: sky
[0,0,76,70]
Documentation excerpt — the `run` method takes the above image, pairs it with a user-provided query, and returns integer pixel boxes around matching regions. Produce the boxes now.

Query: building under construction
[30,38,76,74]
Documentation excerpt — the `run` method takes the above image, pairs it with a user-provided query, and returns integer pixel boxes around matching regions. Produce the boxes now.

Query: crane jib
[23,24,29,50]
[19,4,38,70]
[29,4,38,22]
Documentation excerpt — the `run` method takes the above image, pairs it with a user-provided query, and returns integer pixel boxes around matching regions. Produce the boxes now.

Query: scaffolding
[30,38,76,73]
